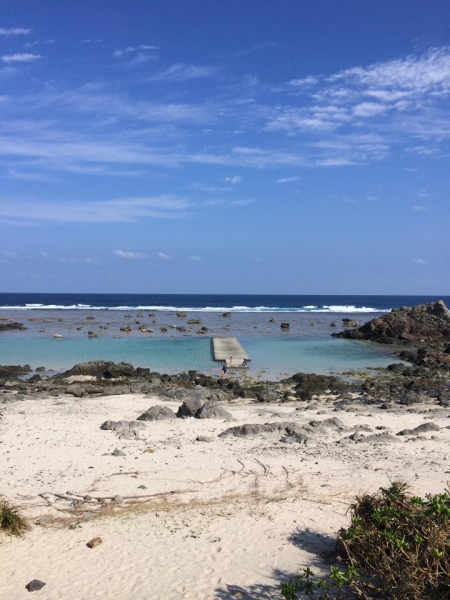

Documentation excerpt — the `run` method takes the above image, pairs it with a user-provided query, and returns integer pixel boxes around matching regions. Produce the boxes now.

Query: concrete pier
[212,337,250,366]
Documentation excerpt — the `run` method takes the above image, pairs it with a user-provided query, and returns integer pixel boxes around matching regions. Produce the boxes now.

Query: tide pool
[0,336,404,379]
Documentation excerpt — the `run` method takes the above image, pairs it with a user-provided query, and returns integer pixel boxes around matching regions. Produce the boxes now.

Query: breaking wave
[0,303,389,313]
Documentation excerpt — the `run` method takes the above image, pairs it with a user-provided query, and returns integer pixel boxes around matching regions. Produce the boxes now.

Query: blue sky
[0,0,449,294]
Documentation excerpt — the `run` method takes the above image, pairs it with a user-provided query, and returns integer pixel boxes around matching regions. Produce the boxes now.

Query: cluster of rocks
[333,300,450,346]
[100,397,234,441]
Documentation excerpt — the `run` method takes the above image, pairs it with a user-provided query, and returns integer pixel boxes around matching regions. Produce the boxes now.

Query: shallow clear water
[0,336,404,379]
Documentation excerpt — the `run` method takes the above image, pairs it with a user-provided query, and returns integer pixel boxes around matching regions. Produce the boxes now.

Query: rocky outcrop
[333,301,450,345]
[283,372,346,400]
[219,421,297,438]
[0,321,27,332]
[0,364,32,379]
[58,361,150,379]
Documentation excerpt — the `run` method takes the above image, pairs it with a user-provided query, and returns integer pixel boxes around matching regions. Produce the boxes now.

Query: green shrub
[0,497,30,537]
[282,482,450,599]
[338,481,450,599]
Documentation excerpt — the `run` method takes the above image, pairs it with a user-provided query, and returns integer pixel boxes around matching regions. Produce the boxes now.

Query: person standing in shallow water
[221,361,227,378]
[229,356,233,365]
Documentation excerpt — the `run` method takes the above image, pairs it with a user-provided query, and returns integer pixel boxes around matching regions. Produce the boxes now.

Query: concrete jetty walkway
[212,337,250,366]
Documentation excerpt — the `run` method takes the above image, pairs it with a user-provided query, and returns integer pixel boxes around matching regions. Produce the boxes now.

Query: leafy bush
[338,481,450,599]
[0,497,30,537]
[282,482,450,599]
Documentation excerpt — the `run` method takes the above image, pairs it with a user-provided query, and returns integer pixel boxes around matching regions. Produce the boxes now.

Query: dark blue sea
[1,294,447,378]
[0,293,448,312]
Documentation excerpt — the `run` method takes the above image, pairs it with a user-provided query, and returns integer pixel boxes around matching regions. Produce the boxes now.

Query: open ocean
[1,294,448,379]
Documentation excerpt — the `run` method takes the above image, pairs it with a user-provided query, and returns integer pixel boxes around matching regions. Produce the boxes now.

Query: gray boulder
[177,397,205,418]
[137,405,177,421]
[195,401,233,420]
[66,384,85,398]
[414,422,440,433]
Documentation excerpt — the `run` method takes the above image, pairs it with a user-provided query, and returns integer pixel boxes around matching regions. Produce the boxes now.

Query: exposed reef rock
[0,321,27,332]
[333,301,450,346]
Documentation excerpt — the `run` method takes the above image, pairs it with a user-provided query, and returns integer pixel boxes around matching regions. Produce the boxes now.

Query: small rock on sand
[25,580,46,592]
[86,537,102,548]
[112,449,126,457]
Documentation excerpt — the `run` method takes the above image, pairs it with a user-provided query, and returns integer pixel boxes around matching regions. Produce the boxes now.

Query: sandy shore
[1,389,449,599]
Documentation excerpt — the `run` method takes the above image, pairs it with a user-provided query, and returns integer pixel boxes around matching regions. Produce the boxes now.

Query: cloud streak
[1,53,41,63]
[113,250,146,259]
[0,195,191,224]
[149,63,216,82]
[0,28,32,36]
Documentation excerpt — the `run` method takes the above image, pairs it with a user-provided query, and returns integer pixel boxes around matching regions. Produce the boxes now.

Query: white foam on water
[0,304,389,313]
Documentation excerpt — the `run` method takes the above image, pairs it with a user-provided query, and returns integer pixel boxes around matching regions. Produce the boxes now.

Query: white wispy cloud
[1,53,41,63]
[2,251,20,259]
[0,195,190,224]
[224,176,242,183]
[149,63,216,82]
[189,182,231,192]
[59,257,99,264]
[189,147,307,168]
[412,204,427,211]
[414,259,427,265]
[189,255,201,261]
[276,176,300,183]
[158,252,172,260]
[7,168,57,182]
[287,75,320,87]
[0,28,32,36]
[113,250,146,259]
[328,46,450,94]
[40,251,51,258]
[265,46,450,165]
[113,44,159,58]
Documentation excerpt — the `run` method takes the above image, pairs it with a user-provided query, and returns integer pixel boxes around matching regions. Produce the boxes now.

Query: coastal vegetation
[0,497,30,538]
[281,482,450,599]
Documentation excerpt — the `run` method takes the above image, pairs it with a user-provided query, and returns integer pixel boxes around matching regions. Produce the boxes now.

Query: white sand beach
[1,388,449,599]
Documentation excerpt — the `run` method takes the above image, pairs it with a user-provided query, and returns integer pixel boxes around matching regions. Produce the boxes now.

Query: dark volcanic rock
[103,362,136,379]
[195,401,233,420]
[286,372,345,400]
[60,361,114,377]
[59,361,151,380]
[177,398,205,418]
[137,406,177,421]
[0,321,27,332]
[0,365,31,379]
[333,300,450,345]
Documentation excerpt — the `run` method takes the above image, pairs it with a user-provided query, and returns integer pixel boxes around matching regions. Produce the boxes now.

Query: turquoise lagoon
[0,336,404,379]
